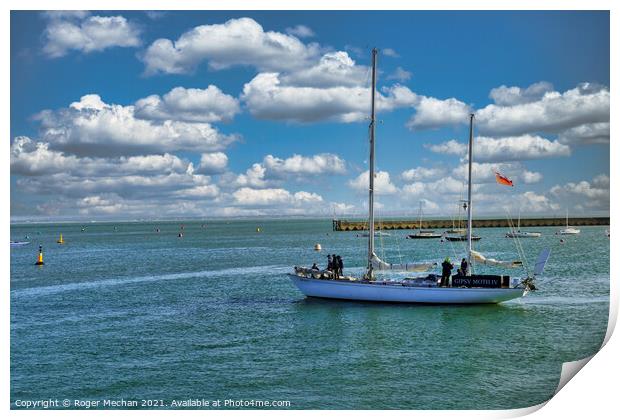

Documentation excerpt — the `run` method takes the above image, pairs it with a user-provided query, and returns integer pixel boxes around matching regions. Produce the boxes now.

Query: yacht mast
[466,113,475,275]
[367,48,378,279]
[418,200,423,233]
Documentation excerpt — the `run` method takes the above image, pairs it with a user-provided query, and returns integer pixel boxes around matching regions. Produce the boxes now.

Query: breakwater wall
[332,217,609,231]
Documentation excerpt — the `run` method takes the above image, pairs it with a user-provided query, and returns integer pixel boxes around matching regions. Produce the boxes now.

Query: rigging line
[511,194,533,278]
[506,212,531,278]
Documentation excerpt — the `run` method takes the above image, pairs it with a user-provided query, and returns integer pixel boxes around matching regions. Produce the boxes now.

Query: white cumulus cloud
[348,170,398,195]
[401,166,445,182]
[232,187,323,207]
[142,17,321,75]
[285,24,315,38]
[11,136,192,177]
[197,152,229,174]
[407,96,472,129]
[426,135,570,162]
[43,13,141,57]
[550,174,610,211]
[241,73,417,123]
[488,81,554,106]
[477,83,609,136]
[558,122,610,145]
[134,86,240,123]
[263,153,346,177]
[35,94,238,157]
[280,51,368,88]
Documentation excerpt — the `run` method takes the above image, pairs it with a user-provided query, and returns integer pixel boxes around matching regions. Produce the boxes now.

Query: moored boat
[408,201,442,239]
[506,212,541,238]
[445,234,481,242]
[557,211,580,235]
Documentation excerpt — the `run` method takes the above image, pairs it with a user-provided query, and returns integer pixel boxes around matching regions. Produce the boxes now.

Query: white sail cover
[371,253,436,272]
[471,250,522,269]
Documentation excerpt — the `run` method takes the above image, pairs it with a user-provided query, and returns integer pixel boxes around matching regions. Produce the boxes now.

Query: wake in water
[11,265,290,299]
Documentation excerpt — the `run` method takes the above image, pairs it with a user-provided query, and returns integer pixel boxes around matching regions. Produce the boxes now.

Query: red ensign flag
[495,172,514,187]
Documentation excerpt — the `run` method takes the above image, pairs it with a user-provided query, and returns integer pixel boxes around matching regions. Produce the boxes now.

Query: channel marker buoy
[57,234,64,244]
[35,245,44,266]
[256,227,261,233]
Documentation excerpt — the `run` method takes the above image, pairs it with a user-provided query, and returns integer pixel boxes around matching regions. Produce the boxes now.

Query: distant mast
[466,113,475,275]
[367,48,378,280]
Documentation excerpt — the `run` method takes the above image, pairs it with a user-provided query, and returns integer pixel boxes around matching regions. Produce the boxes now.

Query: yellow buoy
[314,243,322,251]
[57,234,64,244]
[35,245,44,266]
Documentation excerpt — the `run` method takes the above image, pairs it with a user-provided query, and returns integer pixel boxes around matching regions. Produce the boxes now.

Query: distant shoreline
[10,214,611,226]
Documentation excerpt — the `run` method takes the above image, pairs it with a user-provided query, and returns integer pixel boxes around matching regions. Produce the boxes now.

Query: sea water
[10,219,610,409]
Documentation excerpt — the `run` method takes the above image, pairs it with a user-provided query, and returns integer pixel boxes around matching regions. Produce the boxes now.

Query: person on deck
[460,258,468,276]
[333,256,339,279]
[337,256,344,278]
[326,255,333,273]
[441,257,454,287]
[311,263,319,271]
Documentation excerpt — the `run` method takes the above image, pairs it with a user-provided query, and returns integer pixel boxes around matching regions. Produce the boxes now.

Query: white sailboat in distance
[506,211,542,238]
[557,210,580,235]
[288,49,550,304]
[408,201,442,239]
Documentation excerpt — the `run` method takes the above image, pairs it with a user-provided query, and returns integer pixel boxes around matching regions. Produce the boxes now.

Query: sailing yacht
[288,49,548,304]
[506,211,542,238]
[408,201,442,239]
[557,211,580,235]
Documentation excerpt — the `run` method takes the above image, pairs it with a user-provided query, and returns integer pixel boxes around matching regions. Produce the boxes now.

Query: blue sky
[10,11,610,220]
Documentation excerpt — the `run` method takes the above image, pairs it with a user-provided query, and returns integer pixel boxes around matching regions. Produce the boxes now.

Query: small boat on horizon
[557,211,580,235]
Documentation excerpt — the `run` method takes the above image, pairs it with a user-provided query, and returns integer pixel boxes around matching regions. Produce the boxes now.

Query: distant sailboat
[506,211,541,238]
[287,50,546,304]
[408,201,442,239]
[445,232,481,242]
[444,205,481,241]
[557,210,580,235]
[444,201,479,241]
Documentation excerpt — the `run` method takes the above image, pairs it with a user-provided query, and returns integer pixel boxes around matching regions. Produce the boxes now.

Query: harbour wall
[332,217,610,231]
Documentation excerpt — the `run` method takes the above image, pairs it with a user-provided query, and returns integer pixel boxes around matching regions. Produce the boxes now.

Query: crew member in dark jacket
[460,258,468,276]
[337,255,344,278]
[441,257,454,287]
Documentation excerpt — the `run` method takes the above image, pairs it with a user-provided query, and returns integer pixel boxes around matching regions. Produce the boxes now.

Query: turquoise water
[10,219,609,409]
